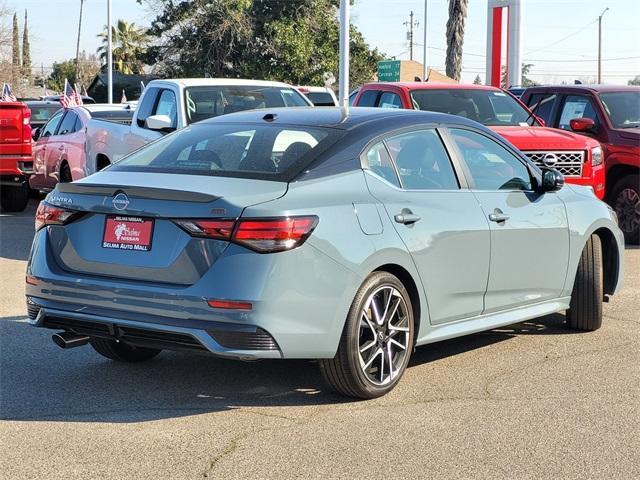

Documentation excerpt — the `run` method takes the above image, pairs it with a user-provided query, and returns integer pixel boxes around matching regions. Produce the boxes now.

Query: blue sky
[7,0,640,85]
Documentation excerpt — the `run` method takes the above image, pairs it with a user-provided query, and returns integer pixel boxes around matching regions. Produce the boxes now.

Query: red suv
[0,101,32,212]
[353,83,605,201]
[521,85,639,244]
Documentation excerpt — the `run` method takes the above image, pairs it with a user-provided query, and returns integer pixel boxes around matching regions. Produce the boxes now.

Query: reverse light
[174,216,319,253]
[591,146,603,166]
[35,202,80,231]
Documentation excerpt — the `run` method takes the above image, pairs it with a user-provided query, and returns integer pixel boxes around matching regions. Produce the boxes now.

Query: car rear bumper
[26,229,361,359]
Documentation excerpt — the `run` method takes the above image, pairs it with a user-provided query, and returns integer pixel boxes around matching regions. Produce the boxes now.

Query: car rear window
[306,92,336,106]
[110,123,341,180]
[184,86,310,124]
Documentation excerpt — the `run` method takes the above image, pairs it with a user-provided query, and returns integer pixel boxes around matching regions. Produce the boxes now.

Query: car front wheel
[566,234,603,331]
[320,271,415,399]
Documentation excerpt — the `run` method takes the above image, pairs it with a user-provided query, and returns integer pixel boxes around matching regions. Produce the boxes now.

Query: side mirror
[32,127,41,140]
[540,168,565,192]
[145,114,175,132]
[569,117,596,133]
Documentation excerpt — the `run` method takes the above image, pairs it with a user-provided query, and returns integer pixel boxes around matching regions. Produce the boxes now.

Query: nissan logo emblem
[542,153,558,167]
[112,193,130,211]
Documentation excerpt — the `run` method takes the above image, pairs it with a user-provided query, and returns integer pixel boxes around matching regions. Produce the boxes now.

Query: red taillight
[173,216,318,253]
[35,202,79,231]
[174,219,235,240]
[234,217,318,252]
[207,299,253,310]
[22,106,32,143]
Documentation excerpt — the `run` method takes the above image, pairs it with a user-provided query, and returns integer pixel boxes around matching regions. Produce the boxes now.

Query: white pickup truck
[85,78,312,169]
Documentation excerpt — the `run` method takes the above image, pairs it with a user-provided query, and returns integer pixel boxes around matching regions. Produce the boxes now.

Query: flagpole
[107,0,113,103]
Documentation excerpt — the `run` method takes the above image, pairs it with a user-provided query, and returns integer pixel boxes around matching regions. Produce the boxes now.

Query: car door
[46,110,78,184]
[363,127,491,324]
[448,127,570,314]
[34,110,65,189]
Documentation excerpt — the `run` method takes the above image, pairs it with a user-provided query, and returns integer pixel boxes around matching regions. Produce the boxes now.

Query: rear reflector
[174,215,318,253]
[207,299,253,311]
[35,201,82,231]
[25,275,39,285]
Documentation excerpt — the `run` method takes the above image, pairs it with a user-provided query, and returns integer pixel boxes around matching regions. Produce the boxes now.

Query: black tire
[0,182,30,212]
[60,162,72,183]
[566,234,603,331]
[90,338,161,362]
[320,271,415,399]
[609,174,640,245]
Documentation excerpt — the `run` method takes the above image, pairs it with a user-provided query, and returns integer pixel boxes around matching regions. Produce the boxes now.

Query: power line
[524,19,598,55]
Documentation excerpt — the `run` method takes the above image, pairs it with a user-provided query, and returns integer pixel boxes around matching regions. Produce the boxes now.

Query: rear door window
[385,129,459,190]
[363,142,400,187]
[57,111,79,135]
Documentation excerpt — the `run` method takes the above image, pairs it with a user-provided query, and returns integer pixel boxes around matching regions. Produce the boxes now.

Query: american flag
[1,83,17,102]
[60,79,77,108]
[73,83,84,106]
[120,89,127,103]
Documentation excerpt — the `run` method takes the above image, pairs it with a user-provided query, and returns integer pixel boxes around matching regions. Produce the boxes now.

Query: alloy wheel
[357,285,411,386]
[615,187,640,234]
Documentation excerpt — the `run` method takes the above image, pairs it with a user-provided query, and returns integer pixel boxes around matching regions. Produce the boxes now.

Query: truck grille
[524,151,585,177]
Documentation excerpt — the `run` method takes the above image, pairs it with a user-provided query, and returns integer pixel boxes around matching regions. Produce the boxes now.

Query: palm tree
[445,0,468,82]
[97,19,148,74]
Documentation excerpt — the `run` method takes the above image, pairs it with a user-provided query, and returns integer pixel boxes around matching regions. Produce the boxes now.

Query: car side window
[357,90,380,107]
[558,95,599,130]
[385,129,459,190]
[153,89,178,128]
[450,128,532,191]
[41,111,64,137]
[378,92,402,109]
[57,111,78,135]
[526,93,557,124]
[363,142,400,187]
[136,87,160,128]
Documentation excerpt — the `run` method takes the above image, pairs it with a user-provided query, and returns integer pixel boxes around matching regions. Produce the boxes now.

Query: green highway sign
[378,60,401,82]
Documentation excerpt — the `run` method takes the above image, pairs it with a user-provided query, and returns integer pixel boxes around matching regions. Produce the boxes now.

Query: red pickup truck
[521,85,639,244]
[353,83,605,201]
[0,101,32,212]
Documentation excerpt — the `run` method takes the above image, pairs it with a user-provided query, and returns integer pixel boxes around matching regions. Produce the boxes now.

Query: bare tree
[445,0,468,81]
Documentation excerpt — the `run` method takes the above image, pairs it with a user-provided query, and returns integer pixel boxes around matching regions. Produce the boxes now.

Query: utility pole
[107,0,113,103]
[75,0,84,85]
[422,1,428,81]
[598,7,609,84]
[338,0,349,108]
[404,11,419,61]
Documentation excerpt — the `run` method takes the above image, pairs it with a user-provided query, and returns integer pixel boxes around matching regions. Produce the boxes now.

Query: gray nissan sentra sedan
[26,107,624,398]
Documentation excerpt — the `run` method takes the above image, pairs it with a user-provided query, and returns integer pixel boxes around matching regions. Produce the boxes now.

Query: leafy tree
[473,74,481,85]
[48,59,76,91]
[97,19,148,74]
[628,75,640,86]
[521,63,539,87]
[22,9,30,80]
[140,0,382,88]
[11,11,19,76]
[445,0,468,81]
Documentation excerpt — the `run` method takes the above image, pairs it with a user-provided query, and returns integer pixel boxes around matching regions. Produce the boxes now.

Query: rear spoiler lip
[56,183,220,203]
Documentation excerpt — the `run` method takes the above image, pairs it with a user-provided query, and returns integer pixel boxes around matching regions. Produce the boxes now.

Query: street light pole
[338,0,350,108]
[598,7,609,84]
[107,0,113,103]
[422,0,428,81]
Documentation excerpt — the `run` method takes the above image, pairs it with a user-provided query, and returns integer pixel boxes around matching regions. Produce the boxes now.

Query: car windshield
[110,123,339,180]
[599,91,640,129]
[184,86,309,124]
[410,89,536,126]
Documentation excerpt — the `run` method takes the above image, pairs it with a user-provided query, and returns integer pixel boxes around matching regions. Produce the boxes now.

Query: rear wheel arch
[372,263,422,341]
[59,160,72,182]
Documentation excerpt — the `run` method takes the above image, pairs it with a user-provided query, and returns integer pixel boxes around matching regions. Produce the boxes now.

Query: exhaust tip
[52,332,90,349]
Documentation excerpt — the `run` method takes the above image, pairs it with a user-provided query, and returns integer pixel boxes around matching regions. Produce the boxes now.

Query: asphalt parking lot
[1,199,639,480]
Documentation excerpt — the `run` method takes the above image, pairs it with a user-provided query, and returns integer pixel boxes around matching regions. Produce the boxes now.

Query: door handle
[394,211,421,225]
[488,210,510,223]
